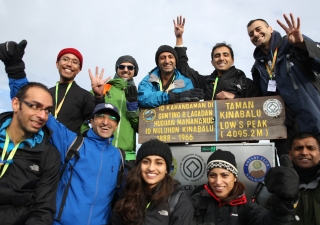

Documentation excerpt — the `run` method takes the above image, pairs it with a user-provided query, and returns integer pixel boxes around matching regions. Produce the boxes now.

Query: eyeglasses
[19,99,52,114]
[94,113,118,121]
[117,65,135,71]
[60,56,80,66]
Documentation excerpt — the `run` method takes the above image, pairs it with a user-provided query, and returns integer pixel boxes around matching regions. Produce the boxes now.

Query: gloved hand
[0,40,27,78]
[168,88,204,104]
[125,85,138,102]
[264,166,299,210]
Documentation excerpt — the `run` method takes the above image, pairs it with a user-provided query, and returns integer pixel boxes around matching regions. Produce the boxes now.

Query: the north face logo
[158,210,168,216]
[30,164,39,171]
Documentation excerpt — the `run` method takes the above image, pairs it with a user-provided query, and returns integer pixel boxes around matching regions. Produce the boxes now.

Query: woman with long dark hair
[192,149,299,225]
[112,139,193,225]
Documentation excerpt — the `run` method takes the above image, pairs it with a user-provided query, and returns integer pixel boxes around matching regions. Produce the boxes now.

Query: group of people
[0,12,319,225]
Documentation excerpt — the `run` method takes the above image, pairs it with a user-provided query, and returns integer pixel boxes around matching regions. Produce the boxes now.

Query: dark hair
[221,180,245,203]
[113,161,176,225]
[289,132,320,150]
[247,19,269,28]
[211,42,234,60]
[15,82,52,100]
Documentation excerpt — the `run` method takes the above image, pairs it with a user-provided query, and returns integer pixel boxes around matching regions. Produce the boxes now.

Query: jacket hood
[0,111,53,152]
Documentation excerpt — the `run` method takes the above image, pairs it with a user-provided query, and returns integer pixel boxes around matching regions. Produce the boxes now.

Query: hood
[0,111,53,152]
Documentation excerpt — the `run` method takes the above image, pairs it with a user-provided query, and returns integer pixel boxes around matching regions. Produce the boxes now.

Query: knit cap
[136,139,172,173]
[115,55,139,77]
[57,48,83,68]
[155,45,178,66]
[207,150,238,177]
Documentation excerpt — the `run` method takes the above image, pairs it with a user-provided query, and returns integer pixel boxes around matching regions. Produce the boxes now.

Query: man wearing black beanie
[138,45,204,108]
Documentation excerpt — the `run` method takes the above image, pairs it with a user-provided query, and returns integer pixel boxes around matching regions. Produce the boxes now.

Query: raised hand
[277,13,305,48]
[89,66,110,97]
[173,15,185,39]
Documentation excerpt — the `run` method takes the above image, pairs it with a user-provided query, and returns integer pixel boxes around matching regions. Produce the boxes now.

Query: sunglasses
[117,65,135,71]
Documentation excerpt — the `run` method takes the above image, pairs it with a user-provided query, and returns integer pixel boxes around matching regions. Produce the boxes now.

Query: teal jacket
[81,78,138,161]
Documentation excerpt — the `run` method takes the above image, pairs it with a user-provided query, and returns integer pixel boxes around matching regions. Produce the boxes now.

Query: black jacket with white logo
[0,112,60,225]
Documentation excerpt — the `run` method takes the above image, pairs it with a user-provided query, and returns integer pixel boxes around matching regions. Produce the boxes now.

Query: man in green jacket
[81,56,139,168]
[288,132,320,224]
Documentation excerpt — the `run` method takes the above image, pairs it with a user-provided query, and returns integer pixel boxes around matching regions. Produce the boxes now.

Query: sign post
[139,96,286,143]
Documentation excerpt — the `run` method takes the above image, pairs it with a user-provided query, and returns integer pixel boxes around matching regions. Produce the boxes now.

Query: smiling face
[247,20,273,53]
[56,53,81,83]
[116,62,135,80]
[12,87,53,138]
[90,110,118,139]
[141,155,167,190]
[207,167,236,199]
[211,46,234,76]
[289,137,320,169]
[158,52,176,76]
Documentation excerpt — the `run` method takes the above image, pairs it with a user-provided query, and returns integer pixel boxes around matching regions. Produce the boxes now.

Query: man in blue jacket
[0,40,124,225]
[138,45,204,108]
[247,13,320,156]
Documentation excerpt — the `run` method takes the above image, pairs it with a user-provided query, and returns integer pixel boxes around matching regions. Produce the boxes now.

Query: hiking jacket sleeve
[299,36,320,68]
[25,144,60,225]
[175,46,207,91]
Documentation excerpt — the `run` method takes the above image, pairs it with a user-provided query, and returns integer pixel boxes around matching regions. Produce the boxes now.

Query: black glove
[0,40,27,78]
[125,85,138,102]
[265,166,299,210]
[168,88,204,104]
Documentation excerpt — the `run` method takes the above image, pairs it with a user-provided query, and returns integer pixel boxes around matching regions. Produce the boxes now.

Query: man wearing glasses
[0,81,60,224]
[81,55,139,169]
[52,47,95,135]
[0,40,126,224]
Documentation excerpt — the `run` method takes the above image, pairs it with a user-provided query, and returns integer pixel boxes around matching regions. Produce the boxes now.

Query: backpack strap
[237,204,247,225]
[116,148,125,188]
[60,136,84,176]
[56,136,84,221]
[233,70,247,97]
[168,190,183,214]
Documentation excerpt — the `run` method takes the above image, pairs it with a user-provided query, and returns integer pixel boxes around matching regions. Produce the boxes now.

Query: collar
[86,128,114,145]
[0,118,44,151]
[204,184,247,207]
[113,73,136,86]
[253,30,282,61]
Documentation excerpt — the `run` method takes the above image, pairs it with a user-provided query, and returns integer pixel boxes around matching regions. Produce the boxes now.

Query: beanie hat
[136,139,173,173]
[57,48,83,68]
[155,45,178,66]
[115,55,139,77]
[207,150,238,177]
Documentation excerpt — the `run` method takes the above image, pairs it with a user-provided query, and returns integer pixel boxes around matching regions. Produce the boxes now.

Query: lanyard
[146,201,151,210]
[55,82,73,118]
[159,75,175,93]
[265,48,278,79]
[0,130,21,178]
[212,77,219,100]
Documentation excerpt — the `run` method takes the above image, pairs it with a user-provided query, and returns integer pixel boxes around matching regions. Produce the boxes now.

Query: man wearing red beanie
[53,48,95,134]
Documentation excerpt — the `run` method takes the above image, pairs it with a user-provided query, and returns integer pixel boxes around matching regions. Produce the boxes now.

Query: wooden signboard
[138,96,287,144]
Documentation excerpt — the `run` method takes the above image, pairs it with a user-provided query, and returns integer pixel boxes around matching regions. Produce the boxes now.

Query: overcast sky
[0,0,319,112]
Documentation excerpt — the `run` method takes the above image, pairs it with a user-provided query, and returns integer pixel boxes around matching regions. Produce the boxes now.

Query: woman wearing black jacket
[192,150,299,225]
[112,139,194,225]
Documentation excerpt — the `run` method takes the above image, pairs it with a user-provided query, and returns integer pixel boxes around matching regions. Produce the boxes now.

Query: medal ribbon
[265,48,278,79]
[212,76,219,100]
[159,75,175,93]
[0,130,21,178]
[54,81,73,118]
